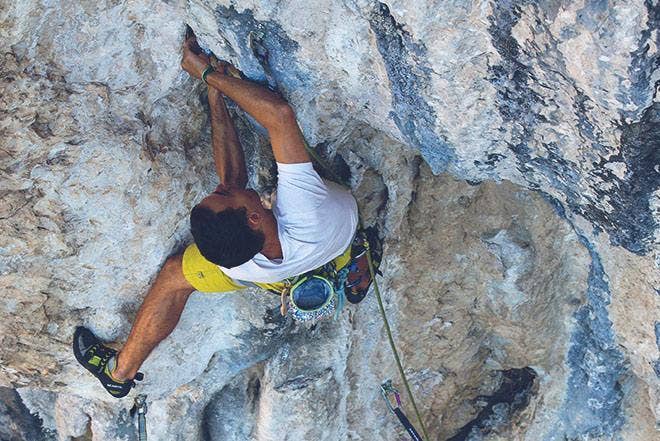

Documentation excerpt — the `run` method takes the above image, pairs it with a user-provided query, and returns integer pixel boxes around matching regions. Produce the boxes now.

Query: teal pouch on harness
[283,262,349,322]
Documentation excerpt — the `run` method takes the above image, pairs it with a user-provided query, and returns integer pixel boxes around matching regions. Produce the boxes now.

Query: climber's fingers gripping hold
[181,36,210,79]
[209,56,243,79]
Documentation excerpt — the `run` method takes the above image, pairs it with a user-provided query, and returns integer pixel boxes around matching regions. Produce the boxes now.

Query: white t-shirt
[221,162,359,283]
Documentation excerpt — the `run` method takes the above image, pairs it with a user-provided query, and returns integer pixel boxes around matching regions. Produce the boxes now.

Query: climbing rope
[364,236,430,441]
[301,138,431,441]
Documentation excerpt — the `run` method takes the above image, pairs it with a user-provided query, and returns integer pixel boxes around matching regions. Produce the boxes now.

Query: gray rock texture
[1,0,658,440]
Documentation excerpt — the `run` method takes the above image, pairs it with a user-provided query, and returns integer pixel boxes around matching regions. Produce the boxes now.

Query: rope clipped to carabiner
[130,394,148,441]
[381,380,424,441]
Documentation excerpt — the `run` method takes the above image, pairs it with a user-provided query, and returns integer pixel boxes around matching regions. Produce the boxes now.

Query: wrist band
[201,65,214,83]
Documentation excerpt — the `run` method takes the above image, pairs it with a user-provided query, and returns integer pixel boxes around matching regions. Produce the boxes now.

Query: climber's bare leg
[112,255,194,380]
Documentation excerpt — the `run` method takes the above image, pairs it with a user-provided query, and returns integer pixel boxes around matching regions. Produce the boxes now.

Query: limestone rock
[0,1,657,440]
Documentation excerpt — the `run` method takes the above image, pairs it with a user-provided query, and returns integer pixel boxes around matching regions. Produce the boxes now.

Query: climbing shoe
[72,326,143,399]
[345,227,383,304]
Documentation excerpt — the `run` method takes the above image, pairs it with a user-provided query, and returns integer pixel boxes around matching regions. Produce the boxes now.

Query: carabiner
[380,380,402,414]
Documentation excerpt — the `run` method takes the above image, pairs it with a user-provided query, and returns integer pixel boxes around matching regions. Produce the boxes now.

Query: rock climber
[72,30,378,398]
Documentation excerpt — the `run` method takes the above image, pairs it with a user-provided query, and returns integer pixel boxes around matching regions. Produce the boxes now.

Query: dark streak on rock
[600,0,660,253]
[367,2,455,173]
[487,1,588,227]
[446,368,537,441]
[541,193,627,440]
[487,0,579,195]
[560,233,626,439]
[572,0,660,254]
[0,387,56,441]
[592,103,659,253]
[488,1,658,255]
[487,0,543,150]
[625,0,660,115]
[213,6,310,98]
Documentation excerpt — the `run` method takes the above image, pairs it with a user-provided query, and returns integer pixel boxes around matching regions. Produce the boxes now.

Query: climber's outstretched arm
[182,40,310,164]
[205,73,310,164]
[208,86,248,189]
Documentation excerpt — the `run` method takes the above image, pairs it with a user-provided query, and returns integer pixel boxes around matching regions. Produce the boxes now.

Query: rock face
[1,1,658,440]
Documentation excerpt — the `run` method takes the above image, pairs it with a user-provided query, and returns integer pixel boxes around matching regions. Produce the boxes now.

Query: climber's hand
[181,36,210,79]
[209,56,242,79]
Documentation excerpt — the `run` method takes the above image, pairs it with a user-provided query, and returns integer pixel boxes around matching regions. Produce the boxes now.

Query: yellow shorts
[182,243,352,293]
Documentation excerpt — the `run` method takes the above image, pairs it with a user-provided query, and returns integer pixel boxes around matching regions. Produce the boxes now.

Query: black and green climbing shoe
[72,326,143,399]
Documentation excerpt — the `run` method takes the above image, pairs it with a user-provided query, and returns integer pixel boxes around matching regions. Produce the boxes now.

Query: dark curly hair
[190,205,265,268]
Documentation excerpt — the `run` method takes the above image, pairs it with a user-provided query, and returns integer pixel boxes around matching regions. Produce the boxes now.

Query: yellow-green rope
[364,237,430,441]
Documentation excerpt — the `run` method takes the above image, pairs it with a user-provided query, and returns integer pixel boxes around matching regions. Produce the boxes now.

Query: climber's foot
[72,326,143,399]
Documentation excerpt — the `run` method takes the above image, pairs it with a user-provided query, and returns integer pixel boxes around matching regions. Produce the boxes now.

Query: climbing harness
[381,380,424,441]
[300,137,431,441]
[130,394,148,441]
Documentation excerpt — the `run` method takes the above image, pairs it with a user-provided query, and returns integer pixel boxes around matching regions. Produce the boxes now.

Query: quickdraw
[381,380,424,441]
[130,394,148,441]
